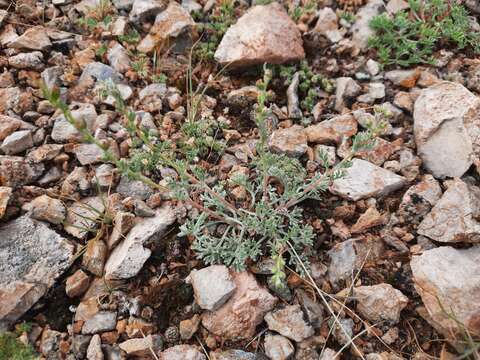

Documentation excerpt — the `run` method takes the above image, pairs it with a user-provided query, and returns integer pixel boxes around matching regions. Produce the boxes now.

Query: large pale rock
[104,205,176,280]
[330,159,407,201]
[411,246,480,338]
[350,0,385,50]
[265,304,314,342]
[202,271,277,340]
[159,344,206,360]
[414,81,480,178]
[214,2,305,67]
[418,179,480,243]
[353,283,408,323]
[189,265,236,311]
[0,215,74,329]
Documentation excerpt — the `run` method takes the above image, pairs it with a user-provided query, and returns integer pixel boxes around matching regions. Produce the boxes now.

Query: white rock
[411,246,480,339]
[105,206,175,280]
[189,265,236,311]
[214,2,305,67]
[106,43,131,73]
[350,0,385,50]
[86,334,104,360]
[418,178,480,243]
[1,130,33,155]
[354,283,408,323]
[8,52,44,71]
[82,311,117,334]
[330,159,407,201]
[414,81,480,178]
[335,77,362,112]
[129,0,165,24]
[159,344,206,360]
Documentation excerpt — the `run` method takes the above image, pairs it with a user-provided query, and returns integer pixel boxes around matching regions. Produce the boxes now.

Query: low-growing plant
[118,29,141,45]
[368,0,480,67]
[44,65,381,290]
[277,60,333,114]
[77,0,115,33]
[0,332,37,360]
[289,0,317,22]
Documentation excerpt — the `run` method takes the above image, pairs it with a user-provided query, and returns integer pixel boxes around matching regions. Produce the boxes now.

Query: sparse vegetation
[77,0,115,33]
[369,0,480,66]
[0,332,37,360]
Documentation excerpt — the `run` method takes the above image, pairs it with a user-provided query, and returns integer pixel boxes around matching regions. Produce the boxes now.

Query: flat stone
[28,194,66,224]
[73,143,105,165]
[1,130,33,155]
[104,205,176,280]
[305,114,357,144]
[8,52,44,71]
[129,0,165,24]
[214,2,305,67]
[0,155,44,188]
[265,304,314,342]
[353,283,408,323]
[414,81,480,178]
[51,103,97,143]
[202,271,277,340]
[350,206,387,234]
[418,178,480,243]
[27,144,63,163]
[82,239,108,277]
[79,62,123,84]
[0,115,23,141]
[159,344,205,360]
[411,246,480,339]
[189,265,236,311]
[8,26,51,50]
[0,215,74,329]
[119,335,163,357]
[116,175,154,200]
[264,333,295,360]
[82,311,117,334]
[64,196,106,239]
[327,237,384,285]
[108,211,136,249]
[385,69,420,88]
[330,159,406,201]
[268,125,308,157]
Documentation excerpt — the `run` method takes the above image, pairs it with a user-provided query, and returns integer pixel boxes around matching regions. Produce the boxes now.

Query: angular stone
[66,269,90,298]
[350,0,384,49]
[179,314,201,340]
[264,333,295,360]
[108,211,135,249]
[0,115,23,141]
[398,175,442,223]
[351,206,387,234]
[411,246,480,339]
[116,175,154,200]
[265,304,314,342]
[79,62,123,84]
[0,215,74,329]
[354,283,408,323]
[330,159,406,201]
[82,311,117,334]
[64,196,105,239]
[8,26,51,51]
[137,1,195,53]
[107,43,131,73]
[8,52,44,71]
[414,81,480,178]
[1,130,33,154]
[27,144,63,163]
[28,194,66,224]
[418,178,480,243]
[327,237,384,285]
[104,205,175,280]
[189,265,236,311]
[159,344,205,360]
[210,350,256,360]
[73,143,105,165]
[385,69,420,88]
[335,77,362,112]
[0,155,44,188]
[305,114,357,144]
[129,0,165,24]
[268,125,308,157]
[214,2,305,67]
[86,334,103,360]
[202,271,277,340]
[82,239,108,277]
[119,335,162,356]
[51,103,97,143]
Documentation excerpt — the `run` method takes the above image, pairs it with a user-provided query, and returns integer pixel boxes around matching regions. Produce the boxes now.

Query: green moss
[0,332,37,360]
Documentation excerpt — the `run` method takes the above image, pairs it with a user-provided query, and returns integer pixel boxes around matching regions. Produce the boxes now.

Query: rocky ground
[0,0,480,359]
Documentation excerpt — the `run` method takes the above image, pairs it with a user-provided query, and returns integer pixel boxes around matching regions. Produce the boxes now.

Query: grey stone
[116,175,154,200]
[79,62,122,84]
[189,265,236,311]
[330,159,406,201]
[350,0,385,50]
[0,155,44,188]
[414,81,480,178]
[51,103,97,143]
[210,350,256,360]
[8,26,51,51]
[1,130,33,154]
[82,311,117,334]
[73,143,105,165]
[0,215,74,329]
[129,0,165,24]
[418,178,480,243]
[8,51,44,71]
[107,43,131,73]
[334,77,361,112]
[268,125,308,157]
